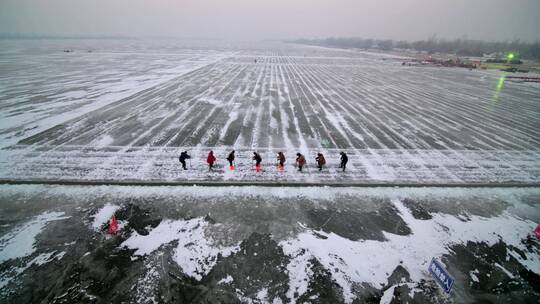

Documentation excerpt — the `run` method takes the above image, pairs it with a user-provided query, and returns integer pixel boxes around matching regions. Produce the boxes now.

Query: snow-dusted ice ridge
[0,146,538,184]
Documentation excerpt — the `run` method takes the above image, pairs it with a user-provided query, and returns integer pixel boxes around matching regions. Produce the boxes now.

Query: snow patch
[281,239,313,302]
[380,284,397,304]
[0,212,69,263]
[121,217,238,280]
[199,97,224,106]
[218,274,234,285]
[91,203,120,231]
[256,287,269,302]
[0,250,66,289]
[133,257,161,304]
[469,269,479,283]
[279,199,538,303]
[95,135,114,147]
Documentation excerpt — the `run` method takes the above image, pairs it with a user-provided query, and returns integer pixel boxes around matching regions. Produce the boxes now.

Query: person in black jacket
[253,152,262,171]
[226,150,235,167]
[179,151,191,170]
[339,152,348,172]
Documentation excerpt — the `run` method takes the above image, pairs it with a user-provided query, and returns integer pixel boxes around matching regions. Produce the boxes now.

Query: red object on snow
[534,223,540,238]
[108,214,118,234]
[207,151,216,165]
[256,164,261,172]
[229,165,235,171]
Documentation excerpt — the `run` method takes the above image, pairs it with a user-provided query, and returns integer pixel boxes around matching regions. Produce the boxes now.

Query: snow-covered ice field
[0,39,539,184]
[0,185,539,303]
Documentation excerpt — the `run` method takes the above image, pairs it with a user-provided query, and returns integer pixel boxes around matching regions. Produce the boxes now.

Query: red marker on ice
[108,214,118,234]
[534,223,540,238]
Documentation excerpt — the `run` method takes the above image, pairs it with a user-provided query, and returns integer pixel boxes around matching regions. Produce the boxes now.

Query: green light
[507,53,515,60]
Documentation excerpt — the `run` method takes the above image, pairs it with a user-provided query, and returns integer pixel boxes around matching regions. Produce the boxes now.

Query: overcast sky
[1,0,539,42]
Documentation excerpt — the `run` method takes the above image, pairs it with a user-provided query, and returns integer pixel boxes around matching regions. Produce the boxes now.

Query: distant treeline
[292,37,540,60]
[0,33,134,40]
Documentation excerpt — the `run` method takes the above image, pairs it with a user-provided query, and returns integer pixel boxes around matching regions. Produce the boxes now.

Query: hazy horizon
[1,0,539,42]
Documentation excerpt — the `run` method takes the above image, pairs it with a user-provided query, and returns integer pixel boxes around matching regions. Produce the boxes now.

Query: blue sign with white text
[428,258,454,293]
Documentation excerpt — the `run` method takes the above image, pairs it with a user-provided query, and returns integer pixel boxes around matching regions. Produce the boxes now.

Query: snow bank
[121,217,238,280]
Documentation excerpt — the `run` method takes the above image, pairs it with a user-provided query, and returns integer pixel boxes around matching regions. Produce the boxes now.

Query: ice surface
[0,38,539,302]
[0,251,64,289]
[121,217,238,280]
[0,184,538,302]
[0,212,69,263]
[0,211,70,290]
[280,199,539,303]
[0,40,538,185]
[0,39,231,149]
[1,147,538,184]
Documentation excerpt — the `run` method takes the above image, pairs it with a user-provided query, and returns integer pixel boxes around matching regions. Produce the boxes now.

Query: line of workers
[178,150,348,172]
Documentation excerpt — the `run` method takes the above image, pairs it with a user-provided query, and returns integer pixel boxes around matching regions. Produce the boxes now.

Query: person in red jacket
[207,150,216,171]
[296,153,306,172]
[315,153,326,171]
[277,152,286,170]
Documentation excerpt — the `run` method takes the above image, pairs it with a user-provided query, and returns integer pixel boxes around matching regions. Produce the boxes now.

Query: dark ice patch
[297,258,345,304]
[115,204,161,235]
[387,281,444,304]
[351,283,382,304]
[2,222,144,303]
[351,267,444,304]
[444,240,540,302]
[304,199,411,241]
[167,232,290,303]
[386,265,411,286]
[403,196,510,219]
[401,198,433,220]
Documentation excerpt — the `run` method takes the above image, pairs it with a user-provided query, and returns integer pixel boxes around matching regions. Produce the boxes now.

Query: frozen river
[0,39,539,303]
